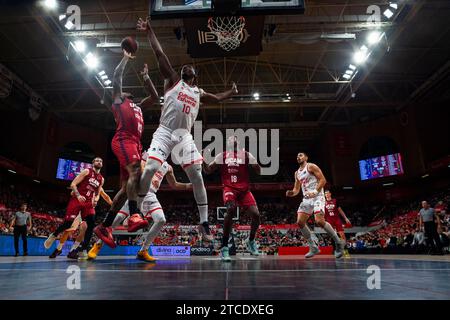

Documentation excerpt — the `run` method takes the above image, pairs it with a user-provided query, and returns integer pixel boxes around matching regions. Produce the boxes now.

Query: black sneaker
[49,248,62,259]
[23,252,28,256]
[67,249,79,260]
[14,253,19,257]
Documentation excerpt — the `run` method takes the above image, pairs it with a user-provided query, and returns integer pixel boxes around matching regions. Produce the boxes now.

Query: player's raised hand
[123,49,135,60]
[136,17,149,32]
[140,63,149,76]
[231,82,238,94]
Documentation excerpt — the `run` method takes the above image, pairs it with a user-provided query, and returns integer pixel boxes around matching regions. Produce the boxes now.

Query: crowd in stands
[1,174,449,255]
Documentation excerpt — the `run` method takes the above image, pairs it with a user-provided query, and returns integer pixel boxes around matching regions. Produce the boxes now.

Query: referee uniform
[13,210,31,256]
[419,206,442,254]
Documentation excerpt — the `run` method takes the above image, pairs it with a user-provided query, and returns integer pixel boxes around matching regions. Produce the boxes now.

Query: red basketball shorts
[223,187,257,208]
[111,135,142,181]
[65,197,95,221]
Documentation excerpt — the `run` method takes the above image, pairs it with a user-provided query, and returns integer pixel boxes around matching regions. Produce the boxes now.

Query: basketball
[121,36,138,54]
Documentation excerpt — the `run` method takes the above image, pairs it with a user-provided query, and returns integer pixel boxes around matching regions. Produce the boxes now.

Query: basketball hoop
[207,16,246,51]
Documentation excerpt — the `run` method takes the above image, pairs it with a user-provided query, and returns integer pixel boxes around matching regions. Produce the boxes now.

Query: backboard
[150,0,305,19]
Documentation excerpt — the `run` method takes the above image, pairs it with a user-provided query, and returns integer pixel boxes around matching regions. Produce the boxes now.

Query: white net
[207,16,246,51]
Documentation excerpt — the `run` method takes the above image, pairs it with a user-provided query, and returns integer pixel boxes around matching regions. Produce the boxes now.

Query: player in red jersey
[324,190,351,254]
[94,50,159,248]
[203,136,262,261]
[45,157,105,257]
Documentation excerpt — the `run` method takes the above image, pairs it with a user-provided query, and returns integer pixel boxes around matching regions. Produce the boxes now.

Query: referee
[10,203,32,257]
[418,201,443,255]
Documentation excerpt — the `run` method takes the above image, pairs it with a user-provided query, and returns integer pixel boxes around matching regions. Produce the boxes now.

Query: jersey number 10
[182,104,191,114]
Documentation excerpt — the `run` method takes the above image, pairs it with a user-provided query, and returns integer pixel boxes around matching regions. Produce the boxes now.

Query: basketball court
[1,255,450,300]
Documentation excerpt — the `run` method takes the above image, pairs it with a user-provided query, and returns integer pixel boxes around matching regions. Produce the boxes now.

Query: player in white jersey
[136,17,237,242]
[88,160,192,262]
[286,152,345,259]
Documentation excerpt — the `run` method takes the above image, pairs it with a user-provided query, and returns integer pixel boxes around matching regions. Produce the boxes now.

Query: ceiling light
[367,31,382,45]
[342,74,351,80]
[8,169,16,174]
[353,50,368,64]
[43,0,57,10]
[349,64,356,70]
[253,93,260,98]
[100,75,108,80]
[98,70,106,76]
[73,40,86,53]
[59,14,66,21]
[390,3,398,10]
[104,80,112,86]
[383,9,394,19]
[85,52,99,69]
[345,70,353,75]
[64,20,75,30]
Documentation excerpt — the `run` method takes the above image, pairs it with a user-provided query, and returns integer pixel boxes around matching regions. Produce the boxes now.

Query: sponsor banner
[149,245,191,257]
[190,246,214,256]
[278,246,334,256]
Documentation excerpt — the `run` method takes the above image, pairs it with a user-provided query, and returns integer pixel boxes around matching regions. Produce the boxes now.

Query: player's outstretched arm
[203,152,222,174]
[166,166,192,191]
[286,172,301,197]
[70,169,90,203]
[99,187,113,206]
[113,50,133,104]
[201,82,238,104]
[139,63,159,109]
[137,18,179,90]
[306,163,327,198]
[338,207,351,224]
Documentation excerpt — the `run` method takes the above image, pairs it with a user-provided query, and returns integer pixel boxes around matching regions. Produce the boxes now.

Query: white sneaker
[44,234,56,249]
[334,240,345,259]
[78,250,88,261]
[305,245,320,258]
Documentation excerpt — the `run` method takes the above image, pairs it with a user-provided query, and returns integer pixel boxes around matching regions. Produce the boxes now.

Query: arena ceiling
[1,0,449,144]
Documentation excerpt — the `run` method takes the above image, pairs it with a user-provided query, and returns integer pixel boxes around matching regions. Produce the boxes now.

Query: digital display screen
[56,158,92,181]
[359,153,404,181]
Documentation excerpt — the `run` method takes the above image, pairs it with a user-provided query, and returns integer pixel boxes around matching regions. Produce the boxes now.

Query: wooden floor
[1,255,449,300]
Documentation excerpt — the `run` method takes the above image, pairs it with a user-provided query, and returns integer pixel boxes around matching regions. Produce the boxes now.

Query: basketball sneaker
[127,214,149,233]
[44,234,56,249]
[67,249,79,260]
[78,250,88,261]
[94,225,116,248]
[305,244,320,258]
[49,248,62,259]
[334,240,345,259]
[245,239,260,256]
[198,222,214,242]
[88,242,103,260]
[136,250,156,262]
[221,246,231,262]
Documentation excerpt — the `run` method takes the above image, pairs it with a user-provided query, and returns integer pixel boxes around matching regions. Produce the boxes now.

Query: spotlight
[43,0,57,10]
[33,179,41,183]
[59,14,66,21]
[286,93,290,97]
[390,3,398,9]
[253,93,260,99]
[254,97,260,101]
[287,96,291,100]
[73,40,86,53]
[383,9,394,19]
[342,74,351,80]
[345,70,353,75]
[367,31,382,45]
[65,20,75,30]
[104,80,112,86]
[8,169,16,174]
[85,52,99,69]
[349,64,356,70]
[98,70,106,76]
[353,50,368,64]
